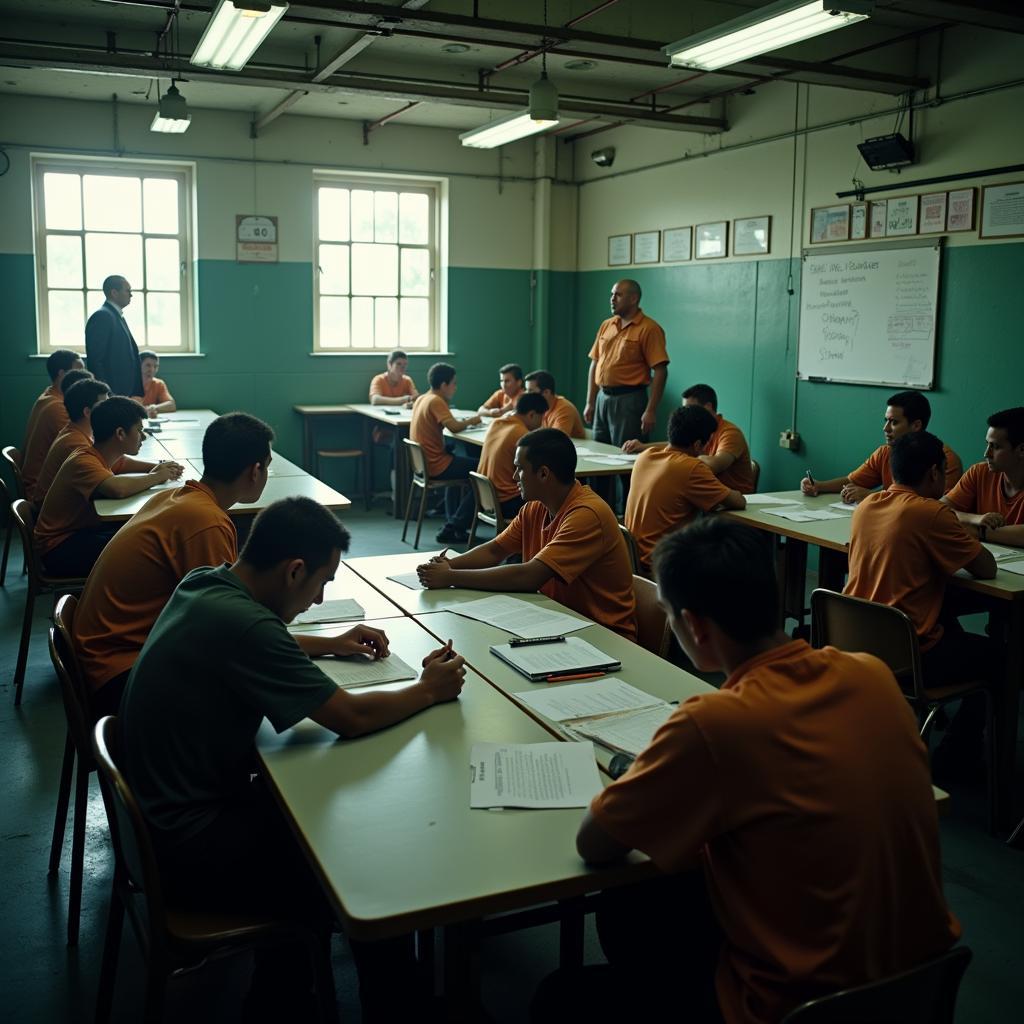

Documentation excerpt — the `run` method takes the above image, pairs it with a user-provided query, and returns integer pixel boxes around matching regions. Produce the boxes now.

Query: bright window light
[191,0,288,71]
[460,111,560,149]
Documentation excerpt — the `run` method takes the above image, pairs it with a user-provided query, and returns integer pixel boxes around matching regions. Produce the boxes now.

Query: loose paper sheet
[827,501,857,512]
[983,543,1024,563]
[454,595,591,638]
[584,455,636,467]
[291,599,365,626]
[315,652,418,690]
[761,508,848,523]
[743,493,803,506]
[997,559,1024,576]
[569,705,677,757]
[470,742,602,809]
[514,678,667,723]
[387,572,425,590]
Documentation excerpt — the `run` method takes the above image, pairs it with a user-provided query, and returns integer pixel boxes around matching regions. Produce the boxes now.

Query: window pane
[143,178,179,234]
[400,248,429,297]
[399,192,429,245]
[45,234,83,289]
[351,243,397,296]
[44,173,82,231]
[85,232,143,289]
[318,188,349,242]
[318,244,349,295]
[374,191,397,243]
[83,175,142,232]
[374,297,398,349]
[319,297,350,348]
[352,296,374,346]
[351,190,374,242]
[47,291,85,348]
[123,292,147,345]
[146,292,180,347]
[400,297,430,349]
[87,290,105,315]
[146,237,181,291]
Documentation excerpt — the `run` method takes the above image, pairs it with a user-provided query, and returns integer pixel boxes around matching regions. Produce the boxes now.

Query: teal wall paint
[531,269,577,394]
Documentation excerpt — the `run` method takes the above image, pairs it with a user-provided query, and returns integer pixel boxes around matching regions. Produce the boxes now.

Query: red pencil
[544,671,605,683]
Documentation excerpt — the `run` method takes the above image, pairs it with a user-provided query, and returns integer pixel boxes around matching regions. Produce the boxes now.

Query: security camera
[591,147,616,168]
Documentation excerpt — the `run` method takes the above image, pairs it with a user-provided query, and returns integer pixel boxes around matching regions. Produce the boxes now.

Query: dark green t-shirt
[121,564,338,847]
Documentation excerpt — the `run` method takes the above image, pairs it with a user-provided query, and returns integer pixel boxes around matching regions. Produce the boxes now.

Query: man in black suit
[85,275,144,397]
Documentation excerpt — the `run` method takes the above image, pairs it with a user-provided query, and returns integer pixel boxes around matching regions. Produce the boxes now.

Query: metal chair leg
[14,582,38,705]
[48,730,75,875]
[0,519,11,586]
[414,483,429,550]
[401,479,418,544]
[94,882,125,1024]
[67,757,89,946]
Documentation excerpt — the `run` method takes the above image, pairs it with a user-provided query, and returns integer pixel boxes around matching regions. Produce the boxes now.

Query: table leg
[302,415,314,473]
[778,538,809,630]
[818,548,848,593]
[393,425,410,520]
[361,417,373,509]
[558,898,585,969]
[995,600,1022,831]
[441,922,481,1021]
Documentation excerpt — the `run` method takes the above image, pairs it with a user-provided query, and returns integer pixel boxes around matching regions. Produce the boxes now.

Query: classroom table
[186,450,307,479]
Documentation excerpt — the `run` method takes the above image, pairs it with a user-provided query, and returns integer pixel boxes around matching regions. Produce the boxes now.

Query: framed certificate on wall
[695,221,728,259]
[608,234,632,266]
[946,188,976,232]
[919,193,947,234]
[633,230,660,264]
[850,202,868,240]
[662,226,692,262]
[733,216,771,255]
[886,195,919,236]
[810,204,849,243]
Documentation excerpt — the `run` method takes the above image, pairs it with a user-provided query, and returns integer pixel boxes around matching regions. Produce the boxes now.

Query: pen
[804,469,815,485]
[510,635,566,647]
[544,671,605,683]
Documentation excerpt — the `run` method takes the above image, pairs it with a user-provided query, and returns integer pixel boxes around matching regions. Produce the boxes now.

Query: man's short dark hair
[428,362,456,389]
[388,349,408,364]
[653,518,778,643]
[682,383,718,411]
[516,427,577,484]
[90,396,145,444]
[499,363,524,381]
[515,393,549,417]
[891,430,946,486]
[202,413,275,482]
[988,407,1024,449]
[102,274,127,297]
[60,368,94,395]
[619,278,642,302]
[668,405,719,449]
[241,498,350,573]
[887,390,931,429]
[64,379,110,421]
[139,350,159,363]
[46,349,81,381]
[525,370,556,394]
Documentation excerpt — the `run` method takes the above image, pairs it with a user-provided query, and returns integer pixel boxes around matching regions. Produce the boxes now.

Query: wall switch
[779,430,801,451]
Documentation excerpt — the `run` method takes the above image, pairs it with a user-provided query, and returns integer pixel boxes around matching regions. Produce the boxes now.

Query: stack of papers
[470,742,602,808]
[585,455,636,467]
[454,595,591,638]
[761,507,848,523]
[983,543,1024,563]
[743,493,802,506]
[315,652,418,690]
[490,636,620,681]
[515,677,667,723]
[827,501,857,512]
[290,598,365,626]
[570,705,677,757]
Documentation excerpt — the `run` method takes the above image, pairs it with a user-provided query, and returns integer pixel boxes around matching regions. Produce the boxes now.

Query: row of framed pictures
[608,216,770,266]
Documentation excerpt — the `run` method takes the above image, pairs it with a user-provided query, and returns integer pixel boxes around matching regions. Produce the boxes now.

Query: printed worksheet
[469,742,602,808]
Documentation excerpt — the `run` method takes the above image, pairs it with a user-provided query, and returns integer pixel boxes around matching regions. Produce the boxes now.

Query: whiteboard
[797,239,941,388]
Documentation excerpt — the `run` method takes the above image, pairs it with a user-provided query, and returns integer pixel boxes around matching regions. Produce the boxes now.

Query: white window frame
[313,170,445,354]
[31,155,197,355]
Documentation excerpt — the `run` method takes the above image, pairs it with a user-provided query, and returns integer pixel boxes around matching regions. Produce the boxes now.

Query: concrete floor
[1,505,1022,1022]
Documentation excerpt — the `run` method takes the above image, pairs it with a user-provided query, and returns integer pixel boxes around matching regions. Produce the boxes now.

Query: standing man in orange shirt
[22,349,83,448]
[418,428,637,640]
[368,349,418,408]
[524,370,586,439]
[532,518,959,1022]
[21,367,93,498]
[478,363,525,418]
[942,406,1024,548]
[409,362,482,544]
[476,392,547,519]
[132,351,177,418]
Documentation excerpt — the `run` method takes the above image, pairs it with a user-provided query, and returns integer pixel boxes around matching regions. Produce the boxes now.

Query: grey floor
[1,504,1022,1022]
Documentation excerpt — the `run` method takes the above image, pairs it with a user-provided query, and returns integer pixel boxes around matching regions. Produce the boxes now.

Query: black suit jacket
[85,300,143,396]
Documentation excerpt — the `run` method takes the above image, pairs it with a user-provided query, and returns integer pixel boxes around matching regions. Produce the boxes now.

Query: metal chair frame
[401,438,468,550]
[467,471,508,548]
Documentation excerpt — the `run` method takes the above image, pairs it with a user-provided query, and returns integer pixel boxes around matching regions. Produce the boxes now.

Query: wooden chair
[401,438,468,549]
[633,574,670,659]
[47,594,95,946]
[781,945,971,1023]
[2,444,27,582]
[467,471,508,548]
[0,472,13,586]
[750,458,761,492]
[618,524,641,575]
[811,588,997,830]
[10,499,87,706]
[91,716,336,1024]
[314,446,369,509]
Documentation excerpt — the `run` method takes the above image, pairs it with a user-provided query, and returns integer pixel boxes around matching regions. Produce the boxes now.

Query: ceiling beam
[737,56,928,93]
[887,1,1024,34]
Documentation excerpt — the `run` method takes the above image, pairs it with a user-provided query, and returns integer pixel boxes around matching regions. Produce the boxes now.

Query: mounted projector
[857,132,915,170]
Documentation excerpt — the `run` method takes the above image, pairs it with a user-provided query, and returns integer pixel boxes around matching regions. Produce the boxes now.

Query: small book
[489,636,620,682]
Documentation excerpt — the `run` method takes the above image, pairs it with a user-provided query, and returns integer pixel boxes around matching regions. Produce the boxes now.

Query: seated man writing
[132,350,177,418]
[418,427,637,640]
[478,362,525,418]
[21,366,92,499]
[802,389,963,502]
[121,497,468,1021]
[532,517,960,1022]
[625,405,745,574]
[524,370,586,439]
[942,406,1024,547]
[476,391,548,520]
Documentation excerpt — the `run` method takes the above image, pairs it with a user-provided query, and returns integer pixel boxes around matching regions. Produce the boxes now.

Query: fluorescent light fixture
[460,73,560,149]
[664,1,873,71]
[191,0,288,71]
[150,83,191,133]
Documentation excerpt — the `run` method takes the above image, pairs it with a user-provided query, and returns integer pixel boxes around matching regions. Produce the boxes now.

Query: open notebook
[489,636,620,682]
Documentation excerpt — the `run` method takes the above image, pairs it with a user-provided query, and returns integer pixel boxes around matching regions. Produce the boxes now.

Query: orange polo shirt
[409,392,453,477]
[477,416,528,502]
[22,395,71,496]
[706,414,755,493]
[73,481,237,692]
[849,442,962,493]
[482,385,523,413]
[592,639,959,1024]
[625,448,732,573]
[33,447,115,555]
[23,385,59,447]
[494,481,637,639]
[369,372,417,401]
[32,423,92,505]
[588,309,669,388]
[945,462,1024,525]
[543,395,586,438]
[845,485,981,650]
[132,378,173,408]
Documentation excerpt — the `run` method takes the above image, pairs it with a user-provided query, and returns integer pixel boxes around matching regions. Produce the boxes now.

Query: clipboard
[489,636,621,682]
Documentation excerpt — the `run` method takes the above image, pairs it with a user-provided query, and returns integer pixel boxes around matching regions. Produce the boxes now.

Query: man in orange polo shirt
[943,406,1024,548]
[532,517,959,1023]
[409,362,482,544]
[368,349,418,409]
[476,392,547,519]
[22,349,83,448]
[625,405,745,574]
[417,428,637,640]
[132,351,177,418]
[21,367,92,498]
[478,363,525,418]
[682,383,756,494]
[525,370,586,439]
[802,390,963,502]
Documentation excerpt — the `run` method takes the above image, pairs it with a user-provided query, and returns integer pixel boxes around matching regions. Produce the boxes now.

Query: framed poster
[733,216,771,255]
[869,200,887,237]
[810,204,849,243]
[695,221,728,259]
[919,192,947,234]
[662,226,692,262]
[886,195,919,236]
[608,234,632,266]
[236,214,279,263]
[633,230,660,264]
[946,188,976,232]
[980,181,1024,239]
[850,202,868,240]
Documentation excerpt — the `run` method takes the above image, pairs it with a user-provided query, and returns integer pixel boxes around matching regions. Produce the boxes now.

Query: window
[314,175,440,352]
[32,157,195,354]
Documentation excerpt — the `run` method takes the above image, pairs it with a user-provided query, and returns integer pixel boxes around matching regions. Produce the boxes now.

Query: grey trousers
[592,387,648,508]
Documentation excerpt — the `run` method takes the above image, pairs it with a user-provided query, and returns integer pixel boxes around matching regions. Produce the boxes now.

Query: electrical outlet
[779,430,801,451]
